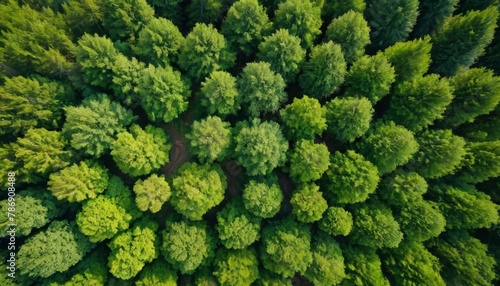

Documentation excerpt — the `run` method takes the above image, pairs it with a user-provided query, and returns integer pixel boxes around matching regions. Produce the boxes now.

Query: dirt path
[161,122,190,178]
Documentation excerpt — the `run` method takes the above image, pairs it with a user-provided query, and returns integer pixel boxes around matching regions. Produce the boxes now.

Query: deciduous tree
[322,0,366,21]
[242,176,283,219]
[186,0,224,27]
[133,174,171,213]
[186,116,232,163]
[199,71,240,117]
[288,140,330,183]
[305,232,346,285]
[342,245,390,286]
[318,207,353,236]
[216,198,261,249]
[325,96,373,142]
[135,259,178,286]
[290,183,328,223]
[280,95,327,140]
[213,249,260,286]
[102,0,154,41]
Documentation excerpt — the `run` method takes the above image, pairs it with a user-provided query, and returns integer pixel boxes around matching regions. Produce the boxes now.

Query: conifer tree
[102,0,154,41]
[325,96,374,142]
[411,0,459,38]
[383,37,433,82]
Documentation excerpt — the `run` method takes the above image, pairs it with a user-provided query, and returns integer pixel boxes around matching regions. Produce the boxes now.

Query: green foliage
[18,220,93,278]
[344,53,396,104]
[234,119,289,176]
[290,183,328,223]
[110,55,145,106]
[61,0,105,37]
[186,0,224,27]
[385,74,454,132]
[350,200,403,249]
[280,95,327,140]
[383,241,445,286]
[107,220,159,280]
[288,140,330,183]
[255,270,292,286]
[305,232,346,286]
[365,0,419,50]
[133,174,171,213]
[63,94,136,157]
[213,249,260,286]
[178,23,235,82]
[170,162,226,220]
[216,198,261,249]
[161,219,216,274]
[408,130,466,179]
[383,37,432,82]
[299,41,347,99]
[325,11,371,63]
[76,196,131,243]
[199,71,240,117]
[133,17,184,66]
[342,245,390,286]
[48,161,108,202]
[57,248,109,286]
[325,96,373,143]
[105,176,142,220]
[378,171,428,206]
[221,0,270,56]
[137,65,191,123]
[260,218,313,278]
[430,7,499,76]
[411,0,458,38]
[149,0,183,26]
[455,140,500,183]
[440,68,500,128]
[76,33,119,88]
[396,199,446,242]
[135,259,177,286]
[242,176,283,218]
[322,0,366,21]
[0,76,73,136]
[274,0,322,48]
[102,0,154,41]
[186,116,232,163]
[357,121,419,174]
[257,29,306,83]
[238,62,287,117]
[111,124,171,177]
[324,150,380,204]
[318,207,353,236]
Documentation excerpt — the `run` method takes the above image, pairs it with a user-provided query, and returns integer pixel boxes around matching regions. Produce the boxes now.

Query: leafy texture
[383,37,432,82]
[186,116,232,163]
[305,232,346,286]
[213,249,260,286]
[318,207,353,237]
[411,0,458,38]
[455,140,500,183]
[199,71,240,117]
[133,174,171,213]
[242,176,283,219]
[325,96,373,143]
[280,95,327,140]
[216,198,261,249]
[288,140,330,183]
[135,259,177,286]
[290,183,328,223]
[102,0,154,41]
[342,245,390,286]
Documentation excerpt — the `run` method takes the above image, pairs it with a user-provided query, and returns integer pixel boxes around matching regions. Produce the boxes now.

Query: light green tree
[305,232,346,286]
[288,140,330,183]
[291,183,328,223]
[102,0,154,41]
[213,249,260,286]
[216,198,261,249]
[280,95,327,140]
[186,116,232,163]
[242,176,283,219]
[318,207,353,236]
[133,174,171,213]
[135,259,178,286]
[455,140,500,183]
[342,245,390,286]
[383,37,433,82]
[199,71,240,117]
[325,96,373,143]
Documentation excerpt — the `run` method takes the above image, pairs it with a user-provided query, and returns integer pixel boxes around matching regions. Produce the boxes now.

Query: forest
[0,0,500,285]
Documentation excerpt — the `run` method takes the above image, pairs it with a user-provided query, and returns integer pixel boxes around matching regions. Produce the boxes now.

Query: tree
[273,0,322,48]
[385,74,454,132]
[199,71,240,117]
[411,0,459,38]
[137,65,191,123]
[364,0,419,50]
[0,76,74,137]
[322,0,366,21]
[133,174,171,213]
[61,0,105,37]
[290,184,328,223]
[430,7,499,76]
[161,219,216,274]
[178,23,235,82]
[455,140,500,183]
[325,11,371,63]
[255,270,291,286]
[62,94,136,157]
[233,119,289,176]
[325,96,374,143]
[299,41,347,99]
[383,241,445,286]
[342,245,390,286]
[111,124,171,177]
[408,129,466,179]
[344,53,396,104]
[216,198,261,249]
[396,199,446,242]
[186,0,224,27]
[133,17,184,66]
[318,207,353,237]
[383,37,432,82]
[18,220,93,278]
[324,150,380,204]
[242,176,283,219]
[170,162,226,220]
[105,175,143,220]
[54,248,109,286]
[305,232,346,286]
[260,218,313,278]
[237,62,287,117]
[378,171,428,206]
[186,116,232,163]
[288,140,330,183]
[350,200,403,249]
[357,121,419,174]
[135,259,178,286]
[110,54,146,106]
[76,196,132,243]
[48,161,108,202]
[221,0,271,56]
[102,0,154,41]
[257,29,306,83]
[76,33,120,88]
[149,0,183,26]
[280,95,327,140]
[439,68,500,128]
[213,249,260,286]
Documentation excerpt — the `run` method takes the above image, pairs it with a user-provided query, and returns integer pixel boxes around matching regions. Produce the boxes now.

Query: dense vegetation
[1,0,500,285]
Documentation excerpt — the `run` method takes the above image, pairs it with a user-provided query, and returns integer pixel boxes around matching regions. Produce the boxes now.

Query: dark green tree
[325,11,371,63]
[238,62,287,117]
[342,245,390,286]
[280,95,327,140]
[325,96,374,143]
[299,41,347,99]
[110,54,145,106]
[318,207,353,236]
[411,0,459,38]
[290,183,328,223]
[133,174,171,213]
[187,0,224,27]
[199,71,240,117]
[455,140,500,183]
[257,29,306,83]
[288,140,330,183]
[344,53,396,104]
[102,0,154,41]
[54,248,109,286]
[213,249,260,286]
[216,198,261,249]
[322,0,366,21]
[430,7,499,76]
[186,116,232,163]
[383,37,432,82]
[233,119,288,176]
[135,259,177,286]
[62,0,105,37]
[242,176,283,219]
[305,232,346,285]
[149,0,183,26]
[377,171,428,206]
[105,175,143,220]
[396,199,446,242]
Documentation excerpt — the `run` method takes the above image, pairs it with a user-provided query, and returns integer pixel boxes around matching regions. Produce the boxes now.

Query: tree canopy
[280,95,327,140]
[133,174,171,213]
